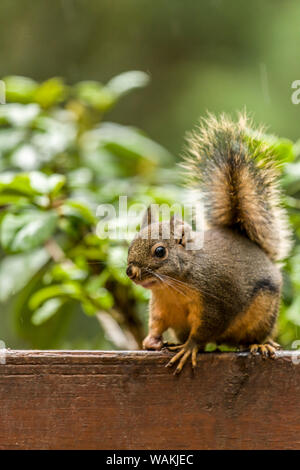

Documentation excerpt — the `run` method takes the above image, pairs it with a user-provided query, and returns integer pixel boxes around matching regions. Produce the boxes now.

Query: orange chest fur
[151,285,202,331]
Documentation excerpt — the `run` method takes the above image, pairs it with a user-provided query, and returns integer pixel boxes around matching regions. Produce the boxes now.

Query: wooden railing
[0,350,299,449]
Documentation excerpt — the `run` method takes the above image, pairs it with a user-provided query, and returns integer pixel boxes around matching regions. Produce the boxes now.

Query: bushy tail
[183,112,292,261]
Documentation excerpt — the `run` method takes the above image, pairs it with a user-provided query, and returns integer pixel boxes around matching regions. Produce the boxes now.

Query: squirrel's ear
[140,205,159,230]
[172,215,192,248]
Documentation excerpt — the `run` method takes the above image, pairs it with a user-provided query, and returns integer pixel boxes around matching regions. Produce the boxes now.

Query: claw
[165,348,185,367]
[267,339,281,350]
[166,340,199,374]
[167,343,185,351]
[192,346,198,369]
[250,343,276,358]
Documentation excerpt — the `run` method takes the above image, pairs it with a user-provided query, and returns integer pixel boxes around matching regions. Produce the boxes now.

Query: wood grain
[0,349,299,450]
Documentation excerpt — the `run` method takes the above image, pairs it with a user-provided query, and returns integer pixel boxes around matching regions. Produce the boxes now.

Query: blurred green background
[0,0,299,350]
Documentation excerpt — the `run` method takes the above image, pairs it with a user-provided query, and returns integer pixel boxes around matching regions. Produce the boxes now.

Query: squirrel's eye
[154,246,166,258]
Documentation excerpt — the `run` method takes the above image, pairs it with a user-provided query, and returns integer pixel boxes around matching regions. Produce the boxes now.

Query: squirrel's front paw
[166,340,199,375]
[143,335,164,351]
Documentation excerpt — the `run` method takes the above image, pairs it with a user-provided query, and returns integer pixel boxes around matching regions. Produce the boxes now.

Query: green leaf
[29,282,82,310]
[75,81,115,111]
[32,115,76,160]
[4,76,38,103]
[1,210,58,252]
[68,168,93,188]
[107,71,150,98]
[0,173,36,196]
[0,129,26,154]
[84,288,114,314]
[34,78,67,108]
[81,301,98,316]
[29,172,66,195]
[93,123,173,167]
[0,103,40,127]
[0,172,66,197]
[11,144,39,171]
[85,271,110,294]
[0,248,49,302]
[96,288,114,310]
[31,298,64,325]
[0,194,29,205]
[51,262,88,282]
[286,296,300,326]
[272,140,295,165]
[61,200,96,225]
[282,162,300,194]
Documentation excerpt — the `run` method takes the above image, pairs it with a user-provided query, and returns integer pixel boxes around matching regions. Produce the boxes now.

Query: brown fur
[183,112,292,261]
[218,290,278,345]
[128,224,282,352]
[127,113,292,372]
[149,283,202,343]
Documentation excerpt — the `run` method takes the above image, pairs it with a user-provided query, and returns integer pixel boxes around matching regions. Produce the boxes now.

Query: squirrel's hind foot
[166,340,200,374]
[266,339,281,350]
[249,343,277,358]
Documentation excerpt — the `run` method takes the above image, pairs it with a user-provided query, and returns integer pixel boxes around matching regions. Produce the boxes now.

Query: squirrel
[126,113,292,374]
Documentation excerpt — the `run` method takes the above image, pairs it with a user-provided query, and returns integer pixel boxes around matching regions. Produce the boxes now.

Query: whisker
[166,280,191,298]
[160,272,231,306]
[146,269,191,298]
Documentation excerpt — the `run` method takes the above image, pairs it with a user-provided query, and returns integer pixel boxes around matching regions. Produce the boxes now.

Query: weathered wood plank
[0,350,299,450]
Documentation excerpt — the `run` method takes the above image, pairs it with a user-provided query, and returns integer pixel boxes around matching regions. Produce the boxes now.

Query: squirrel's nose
[126,265,140,280]
[126,266,133,278]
